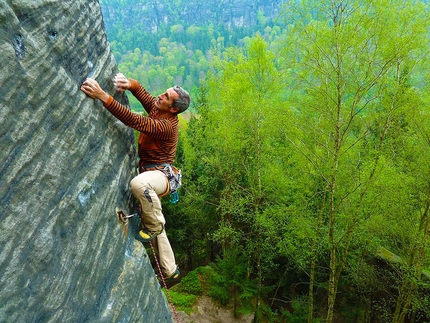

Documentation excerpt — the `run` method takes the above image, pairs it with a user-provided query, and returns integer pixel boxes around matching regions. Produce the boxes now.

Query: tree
[185,36,286,321]
[277,0,430,322]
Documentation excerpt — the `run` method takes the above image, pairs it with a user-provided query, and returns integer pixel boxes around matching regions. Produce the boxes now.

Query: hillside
[98,0,286,110]
[100,0,285,35]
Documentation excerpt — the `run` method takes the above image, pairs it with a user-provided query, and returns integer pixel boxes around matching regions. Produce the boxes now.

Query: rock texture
[0,0,172,322]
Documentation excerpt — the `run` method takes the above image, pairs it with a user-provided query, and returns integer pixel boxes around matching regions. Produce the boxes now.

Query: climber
[80,73,190,283]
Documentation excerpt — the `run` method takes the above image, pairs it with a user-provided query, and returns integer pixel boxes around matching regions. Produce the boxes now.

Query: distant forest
[100,0,285,111]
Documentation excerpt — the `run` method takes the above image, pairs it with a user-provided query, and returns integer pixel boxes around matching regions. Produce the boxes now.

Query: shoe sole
[157,271,180,284]
[135,228,163,243]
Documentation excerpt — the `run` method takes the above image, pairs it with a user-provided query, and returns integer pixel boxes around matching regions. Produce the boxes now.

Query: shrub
[165,289,197,315]
[176,268,204,295]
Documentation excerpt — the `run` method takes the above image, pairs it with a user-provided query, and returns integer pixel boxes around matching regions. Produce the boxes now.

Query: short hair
[171,86,190,114]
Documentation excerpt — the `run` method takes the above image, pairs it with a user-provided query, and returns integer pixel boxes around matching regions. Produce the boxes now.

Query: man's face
[156,87,179,112]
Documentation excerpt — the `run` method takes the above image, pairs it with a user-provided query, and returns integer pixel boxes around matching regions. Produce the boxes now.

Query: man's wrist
[102,95,114,107]
[128,79,140,92]
[99,92,110,104]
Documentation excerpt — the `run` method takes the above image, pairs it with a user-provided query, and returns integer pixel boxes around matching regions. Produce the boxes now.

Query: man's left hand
[81,78,110,103]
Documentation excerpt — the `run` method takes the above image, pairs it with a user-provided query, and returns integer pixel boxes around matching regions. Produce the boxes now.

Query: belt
[140,163,171,172]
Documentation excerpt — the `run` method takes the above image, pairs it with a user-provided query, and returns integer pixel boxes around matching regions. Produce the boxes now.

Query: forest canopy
[100,0,430,322]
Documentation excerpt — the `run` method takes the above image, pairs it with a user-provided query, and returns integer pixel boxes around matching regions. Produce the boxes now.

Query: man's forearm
[97,91,111,104]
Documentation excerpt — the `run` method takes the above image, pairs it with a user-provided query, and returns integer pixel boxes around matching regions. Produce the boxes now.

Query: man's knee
[130,176,149,196]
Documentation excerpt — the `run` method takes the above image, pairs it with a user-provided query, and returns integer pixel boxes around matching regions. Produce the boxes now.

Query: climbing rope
[149,240,181,323]
[134,178,181,323]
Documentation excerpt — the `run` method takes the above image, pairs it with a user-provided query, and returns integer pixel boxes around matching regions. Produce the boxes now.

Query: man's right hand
[114,73,131,93]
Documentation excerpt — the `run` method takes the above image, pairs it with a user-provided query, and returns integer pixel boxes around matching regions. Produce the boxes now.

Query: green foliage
[102,0,430,321]
[207,249,257,309]
[281,297,323,323]
[175,268,203,296]
[100,0,283,97]
[164,289,197,315]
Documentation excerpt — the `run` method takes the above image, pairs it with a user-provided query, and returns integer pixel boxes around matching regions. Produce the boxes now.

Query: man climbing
[80,73,190,283]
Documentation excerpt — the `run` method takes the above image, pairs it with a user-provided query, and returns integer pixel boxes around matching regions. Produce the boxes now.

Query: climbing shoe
[157,267,180,284]
[135,226,164,243]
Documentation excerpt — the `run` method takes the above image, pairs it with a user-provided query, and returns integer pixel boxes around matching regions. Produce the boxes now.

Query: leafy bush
[206,249,257,309]
[176,268,203,295]
[280,297,323,323]
[165,289,197,315]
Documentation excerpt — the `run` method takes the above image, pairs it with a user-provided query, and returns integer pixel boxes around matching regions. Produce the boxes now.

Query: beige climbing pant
[130,170,177,276]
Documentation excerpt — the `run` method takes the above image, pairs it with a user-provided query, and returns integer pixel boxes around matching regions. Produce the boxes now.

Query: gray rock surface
[0,0,172,322]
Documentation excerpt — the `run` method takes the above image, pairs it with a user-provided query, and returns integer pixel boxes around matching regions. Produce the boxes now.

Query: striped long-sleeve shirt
[103,79,179,166]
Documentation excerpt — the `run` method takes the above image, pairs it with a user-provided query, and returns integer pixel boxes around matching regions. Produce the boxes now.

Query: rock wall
[0,0,172,322]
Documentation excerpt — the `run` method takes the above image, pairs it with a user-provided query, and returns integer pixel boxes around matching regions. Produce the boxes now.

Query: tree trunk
[392,188,430,323]
[326,177,338,323]
[308,193,326,323]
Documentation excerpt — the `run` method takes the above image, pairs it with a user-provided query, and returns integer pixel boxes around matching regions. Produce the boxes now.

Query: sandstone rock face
[0,0,172,322]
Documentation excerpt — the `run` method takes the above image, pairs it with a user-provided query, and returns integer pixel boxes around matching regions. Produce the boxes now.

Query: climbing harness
[164,165,182,204]
[140,163,182,204]
[149,240,181,323]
